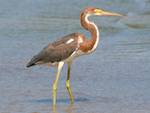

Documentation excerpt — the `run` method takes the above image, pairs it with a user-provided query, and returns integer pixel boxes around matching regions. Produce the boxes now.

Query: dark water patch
[125,23,147,29]
[121,14,150,29]
[29,97,89,104]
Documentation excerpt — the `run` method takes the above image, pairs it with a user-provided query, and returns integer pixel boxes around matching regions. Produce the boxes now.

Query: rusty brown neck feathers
[79,12,99,53]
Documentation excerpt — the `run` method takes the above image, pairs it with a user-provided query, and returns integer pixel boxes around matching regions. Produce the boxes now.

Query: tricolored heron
[26,7,122,105]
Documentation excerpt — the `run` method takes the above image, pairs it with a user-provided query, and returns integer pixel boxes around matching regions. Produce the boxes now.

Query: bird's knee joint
[66,80,70,88]
[53,84,57,90]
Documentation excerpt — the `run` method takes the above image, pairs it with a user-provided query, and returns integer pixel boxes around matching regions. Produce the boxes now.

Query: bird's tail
[26,56,40,68]
[26,61,36,67]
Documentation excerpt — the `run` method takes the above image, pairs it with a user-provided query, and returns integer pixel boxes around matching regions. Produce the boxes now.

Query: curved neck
[80,13,100,52]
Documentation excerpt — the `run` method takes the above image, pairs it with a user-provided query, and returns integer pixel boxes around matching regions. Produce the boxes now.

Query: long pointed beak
[95,9,123,17]
[101,11,123,16]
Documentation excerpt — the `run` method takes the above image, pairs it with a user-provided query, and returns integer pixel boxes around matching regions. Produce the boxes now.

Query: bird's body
[27,33,83,67]
[27,7,122,105]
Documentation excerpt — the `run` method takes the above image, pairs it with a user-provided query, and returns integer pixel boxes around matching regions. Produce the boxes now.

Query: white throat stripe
[85,14,100,53]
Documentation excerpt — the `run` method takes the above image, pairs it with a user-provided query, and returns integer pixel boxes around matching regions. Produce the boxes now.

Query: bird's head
[83,7,122,17]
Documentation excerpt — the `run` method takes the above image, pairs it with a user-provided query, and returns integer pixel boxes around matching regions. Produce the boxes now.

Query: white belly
[63,50,85,63]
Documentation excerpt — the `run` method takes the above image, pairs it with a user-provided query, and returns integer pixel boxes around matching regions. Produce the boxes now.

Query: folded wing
[26,33,80,67]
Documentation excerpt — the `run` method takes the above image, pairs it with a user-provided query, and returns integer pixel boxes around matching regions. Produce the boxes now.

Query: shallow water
[0,0,150,113]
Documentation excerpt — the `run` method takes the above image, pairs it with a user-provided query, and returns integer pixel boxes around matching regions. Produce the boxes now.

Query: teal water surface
[0,0,150,113]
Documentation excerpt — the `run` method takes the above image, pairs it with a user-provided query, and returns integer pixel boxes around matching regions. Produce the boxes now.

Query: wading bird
[26,7,122,105]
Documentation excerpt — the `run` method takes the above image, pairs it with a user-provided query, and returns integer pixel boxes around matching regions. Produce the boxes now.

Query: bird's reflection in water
[52,104,75,113]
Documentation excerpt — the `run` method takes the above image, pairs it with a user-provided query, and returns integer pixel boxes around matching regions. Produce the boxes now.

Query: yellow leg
[66,63,74,104]
[52,62,64,106]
